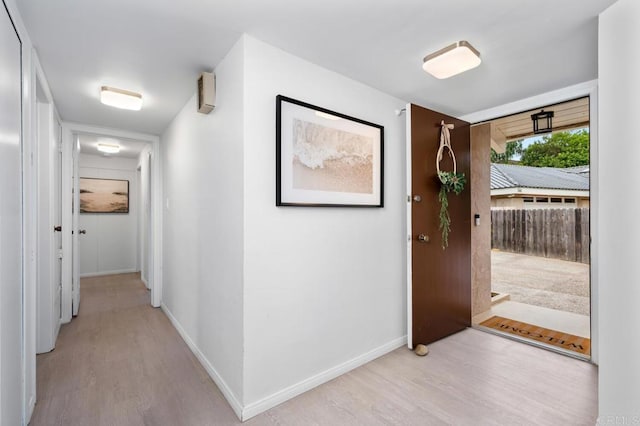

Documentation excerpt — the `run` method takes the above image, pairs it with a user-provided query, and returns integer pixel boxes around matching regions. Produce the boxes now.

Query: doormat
[480,316,590,356]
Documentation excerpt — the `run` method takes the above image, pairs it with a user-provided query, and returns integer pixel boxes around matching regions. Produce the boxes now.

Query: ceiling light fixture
[97,143,120,154]
[531,109,554,134]
[422,41,481,79]
[100,86,143,110]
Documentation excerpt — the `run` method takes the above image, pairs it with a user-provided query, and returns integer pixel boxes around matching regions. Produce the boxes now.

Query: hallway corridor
[30,273,240,425]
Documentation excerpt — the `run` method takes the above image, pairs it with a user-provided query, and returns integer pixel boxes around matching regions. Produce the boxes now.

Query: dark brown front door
[410,103,471,347]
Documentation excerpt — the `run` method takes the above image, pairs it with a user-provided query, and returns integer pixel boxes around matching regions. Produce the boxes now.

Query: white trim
[32,50,58,116]
[60,128,73,322]
[405,103,413,350]
[79,269,139,278]
[242,335,408,421]
[160,303,243,420]
[54,317,61,345]
[71,134,80,316]
[460,80,598,124]
[461,80,598,364]
[26,395,35,423]
[64,122,160,144]
[587,85,598,365]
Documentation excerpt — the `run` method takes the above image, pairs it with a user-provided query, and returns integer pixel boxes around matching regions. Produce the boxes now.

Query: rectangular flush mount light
[422,41,481,79]
[97,143,120,154]
[100,86,143,110]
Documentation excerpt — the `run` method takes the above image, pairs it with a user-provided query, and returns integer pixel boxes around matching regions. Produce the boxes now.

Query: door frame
[59,122,163,322]
[459,79,599,364]
[138,149,152,289]
[405,104,413,348]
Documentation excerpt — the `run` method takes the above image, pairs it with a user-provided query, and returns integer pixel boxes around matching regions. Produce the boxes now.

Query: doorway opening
[74,133,153,313]
[471,97,591,359]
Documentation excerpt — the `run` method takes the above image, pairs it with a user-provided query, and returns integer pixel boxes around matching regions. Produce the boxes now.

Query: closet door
[0,1,23,424]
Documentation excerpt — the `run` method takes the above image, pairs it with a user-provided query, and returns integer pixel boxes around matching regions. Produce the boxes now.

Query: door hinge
[58,249,63,259]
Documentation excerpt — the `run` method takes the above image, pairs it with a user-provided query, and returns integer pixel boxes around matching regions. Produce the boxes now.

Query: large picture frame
[276,95,384,207]
[79,177,130,213]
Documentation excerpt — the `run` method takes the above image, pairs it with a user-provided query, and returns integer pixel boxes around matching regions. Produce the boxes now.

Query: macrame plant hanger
[436,120,456,178]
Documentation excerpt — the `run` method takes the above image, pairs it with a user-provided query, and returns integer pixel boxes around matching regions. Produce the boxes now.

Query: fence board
[491,208,590,264]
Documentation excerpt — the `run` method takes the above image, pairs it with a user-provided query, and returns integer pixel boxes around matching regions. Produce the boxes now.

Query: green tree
[490,140,523,164]
[520,130,589,167]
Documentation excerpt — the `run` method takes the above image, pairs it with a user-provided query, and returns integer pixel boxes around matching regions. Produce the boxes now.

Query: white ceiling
[78,133,148,159]
[17,0,617,136]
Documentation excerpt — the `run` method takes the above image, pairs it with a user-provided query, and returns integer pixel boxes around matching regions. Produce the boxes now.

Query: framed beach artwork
[79,177,129,213]
[276,95,384,207]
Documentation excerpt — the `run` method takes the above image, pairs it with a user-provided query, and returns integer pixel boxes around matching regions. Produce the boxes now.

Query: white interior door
[36,97,62,354]
[55,122,63,320]
[0,4,23,424]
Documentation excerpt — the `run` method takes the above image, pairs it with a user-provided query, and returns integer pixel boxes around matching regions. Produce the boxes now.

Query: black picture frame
[79,177,130,213]
[276,95,384,207]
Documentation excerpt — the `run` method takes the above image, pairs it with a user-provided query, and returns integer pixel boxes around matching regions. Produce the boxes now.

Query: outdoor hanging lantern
[531,109,554,134]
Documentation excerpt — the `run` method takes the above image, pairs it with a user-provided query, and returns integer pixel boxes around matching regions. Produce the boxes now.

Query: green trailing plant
[437,171,466,249]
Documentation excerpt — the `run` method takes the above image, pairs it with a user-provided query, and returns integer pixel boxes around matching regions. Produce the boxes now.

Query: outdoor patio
[473,250,591,339]
[491,250,590,315]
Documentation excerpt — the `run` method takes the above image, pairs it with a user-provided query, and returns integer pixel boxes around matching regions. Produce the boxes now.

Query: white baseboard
[241,335,408,421]
[159,302,406,422]
[25,394,35,425]
[54,317,61,345]
[80,269,138,278]
[160,303,243,420]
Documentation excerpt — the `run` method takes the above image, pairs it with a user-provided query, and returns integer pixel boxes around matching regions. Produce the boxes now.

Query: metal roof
[491,163,590,191]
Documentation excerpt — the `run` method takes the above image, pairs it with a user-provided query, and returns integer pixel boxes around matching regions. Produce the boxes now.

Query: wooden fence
[491,208,590,264]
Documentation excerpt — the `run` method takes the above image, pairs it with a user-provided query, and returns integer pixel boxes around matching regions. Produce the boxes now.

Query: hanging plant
[437,171,466,249]
[436,121,466,249]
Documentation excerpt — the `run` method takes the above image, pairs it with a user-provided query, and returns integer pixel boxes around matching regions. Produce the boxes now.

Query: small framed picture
[276,95,384,207]
[79,177,129,213]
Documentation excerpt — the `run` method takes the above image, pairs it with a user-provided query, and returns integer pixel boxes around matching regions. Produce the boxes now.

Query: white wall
[598,0,640,420]
[160,36,245,412]
[160,34,407,419]
[79,154,139,277]
[241,36,407,415]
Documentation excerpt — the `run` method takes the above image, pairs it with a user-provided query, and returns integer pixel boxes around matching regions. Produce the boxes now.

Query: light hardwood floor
[31,273,598,425]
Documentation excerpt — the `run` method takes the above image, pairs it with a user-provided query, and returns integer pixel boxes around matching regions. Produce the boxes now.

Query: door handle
[79,229,87,235]
[417,234,430,243]
[54,225,62,232]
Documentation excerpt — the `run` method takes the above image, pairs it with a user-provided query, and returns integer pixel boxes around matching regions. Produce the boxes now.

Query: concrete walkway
[491,250,590,316]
